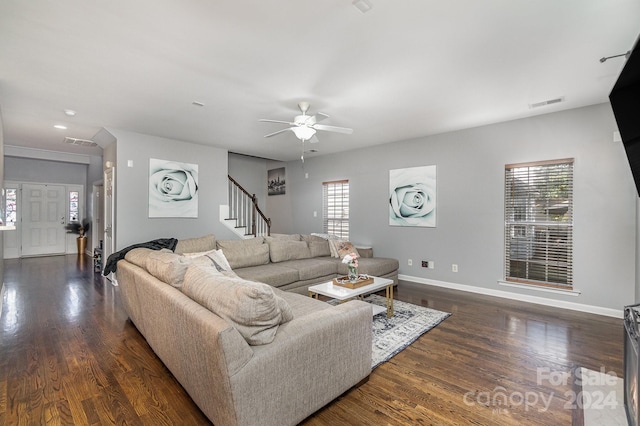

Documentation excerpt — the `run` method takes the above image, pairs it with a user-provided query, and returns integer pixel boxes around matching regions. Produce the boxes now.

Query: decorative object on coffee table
[342,252,359,282]
[333,275,374,289]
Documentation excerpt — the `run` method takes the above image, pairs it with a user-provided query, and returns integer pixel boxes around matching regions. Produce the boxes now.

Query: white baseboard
[398,274,623,319]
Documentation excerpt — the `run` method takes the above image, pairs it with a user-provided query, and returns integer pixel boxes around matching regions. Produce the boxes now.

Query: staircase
[221,175,271,238]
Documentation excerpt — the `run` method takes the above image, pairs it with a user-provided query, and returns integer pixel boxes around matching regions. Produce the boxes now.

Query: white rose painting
[149,158,199,218]
[389,165,436,227]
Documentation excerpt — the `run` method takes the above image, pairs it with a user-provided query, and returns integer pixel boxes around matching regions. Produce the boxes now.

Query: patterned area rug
[332,294,451,369]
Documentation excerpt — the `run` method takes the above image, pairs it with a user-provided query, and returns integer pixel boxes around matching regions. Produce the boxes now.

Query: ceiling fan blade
[313,124,353,134]
[259,119,295,125]
[309,134,320,143]
[263,128,293,138]
[314,112,330,122]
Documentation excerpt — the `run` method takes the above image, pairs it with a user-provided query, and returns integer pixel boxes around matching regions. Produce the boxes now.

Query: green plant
[65,219,90,238]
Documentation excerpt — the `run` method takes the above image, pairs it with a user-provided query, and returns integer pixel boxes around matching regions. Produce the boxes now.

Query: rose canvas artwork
[389,165,436,227]
[149,158,199,218]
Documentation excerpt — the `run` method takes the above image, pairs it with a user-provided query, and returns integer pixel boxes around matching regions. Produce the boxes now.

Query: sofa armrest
[229,300,373,426]
[356,246,373,258]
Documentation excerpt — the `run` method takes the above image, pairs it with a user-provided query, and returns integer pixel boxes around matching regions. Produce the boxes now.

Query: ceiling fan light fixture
[292,126,316,140]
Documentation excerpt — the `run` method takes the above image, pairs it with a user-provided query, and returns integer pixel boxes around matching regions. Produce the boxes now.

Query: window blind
[504,159,574,288]
[323,180,349,239]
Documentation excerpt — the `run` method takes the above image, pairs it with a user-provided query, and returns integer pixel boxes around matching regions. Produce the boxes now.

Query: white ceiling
[1,0,638,161]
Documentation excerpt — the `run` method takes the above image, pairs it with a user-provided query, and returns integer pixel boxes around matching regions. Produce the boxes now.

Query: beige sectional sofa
[114,233,398,426]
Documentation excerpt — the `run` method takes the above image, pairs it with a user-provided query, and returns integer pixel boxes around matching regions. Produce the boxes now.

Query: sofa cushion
[307,241,331,257]
[182,264,293,345]
[234,264,300,288]
[277,258,338,281]
[268,240,312,263]
[174,234,216,254]
[276,288,332,317]
[217,237,270,269]
[145,250,192,288]
[302,234,332,257]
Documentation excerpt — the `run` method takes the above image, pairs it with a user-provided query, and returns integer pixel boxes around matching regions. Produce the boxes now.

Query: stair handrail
[228,175,271,237]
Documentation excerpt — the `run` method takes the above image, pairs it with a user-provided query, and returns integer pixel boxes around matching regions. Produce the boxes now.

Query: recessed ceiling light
[64,109,76,116]
[53,124,67,130]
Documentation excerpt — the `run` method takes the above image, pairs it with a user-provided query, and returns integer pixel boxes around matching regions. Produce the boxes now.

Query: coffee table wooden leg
[386,284,394,318]
[309,291,318,299]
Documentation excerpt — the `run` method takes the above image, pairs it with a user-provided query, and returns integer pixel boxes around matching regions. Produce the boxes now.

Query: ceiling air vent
[64,137,98,147]
[529,97,565,109]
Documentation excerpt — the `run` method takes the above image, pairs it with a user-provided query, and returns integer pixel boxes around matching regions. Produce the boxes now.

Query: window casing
[504,159,574,289]
[323,180,349,239]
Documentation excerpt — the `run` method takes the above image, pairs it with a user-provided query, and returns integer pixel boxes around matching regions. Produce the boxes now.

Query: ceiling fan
[259,101,353,144]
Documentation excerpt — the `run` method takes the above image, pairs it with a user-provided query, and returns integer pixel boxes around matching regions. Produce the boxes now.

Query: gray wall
[228,153,268,207]
[266,103,636,311]
[104,128,236,249]
[4,157,89,185]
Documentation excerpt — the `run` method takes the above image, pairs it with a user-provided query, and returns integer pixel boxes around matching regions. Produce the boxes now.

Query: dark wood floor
[0,255,624,425]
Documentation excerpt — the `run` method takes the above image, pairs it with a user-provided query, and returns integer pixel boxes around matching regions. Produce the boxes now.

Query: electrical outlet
[429,261,435,269]
[408,259,413,266]
[421,260,428,268]
[452,264,458,272]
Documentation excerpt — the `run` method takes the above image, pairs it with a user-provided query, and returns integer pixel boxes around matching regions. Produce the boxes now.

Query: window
[4,188,17,225]
[69,191,79,222]
[323,180,349,239]
[504,159,573,289]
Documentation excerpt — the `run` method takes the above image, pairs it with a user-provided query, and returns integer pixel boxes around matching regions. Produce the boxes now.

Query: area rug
[331,294,450,369]
[578,367,627,426]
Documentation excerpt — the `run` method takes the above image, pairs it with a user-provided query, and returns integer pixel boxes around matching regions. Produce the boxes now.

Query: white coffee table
[308,276,395,318]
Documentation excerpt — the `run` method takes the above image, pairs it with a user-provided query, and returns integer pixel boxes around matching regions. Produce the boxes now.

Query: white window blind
[323,180,349,239]
[504,159,574,288]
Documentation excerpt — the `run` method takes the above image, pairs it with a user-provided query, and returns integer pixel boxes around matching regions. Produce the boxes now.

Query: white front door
[21,183,66,256]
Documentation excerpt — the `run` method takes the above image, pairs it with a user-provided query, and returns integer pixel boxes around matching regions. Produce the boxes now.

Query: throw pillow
[334,241,360,259]
[182,264,293,345]
[310,233,343,257]
[145,250,192,288]
[327,238,343,258]
[184,249,238,277]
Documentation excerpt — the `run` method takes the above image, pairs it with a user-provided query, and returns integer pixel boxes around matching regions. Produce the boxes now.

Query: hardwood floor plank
[0,255,624,425]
